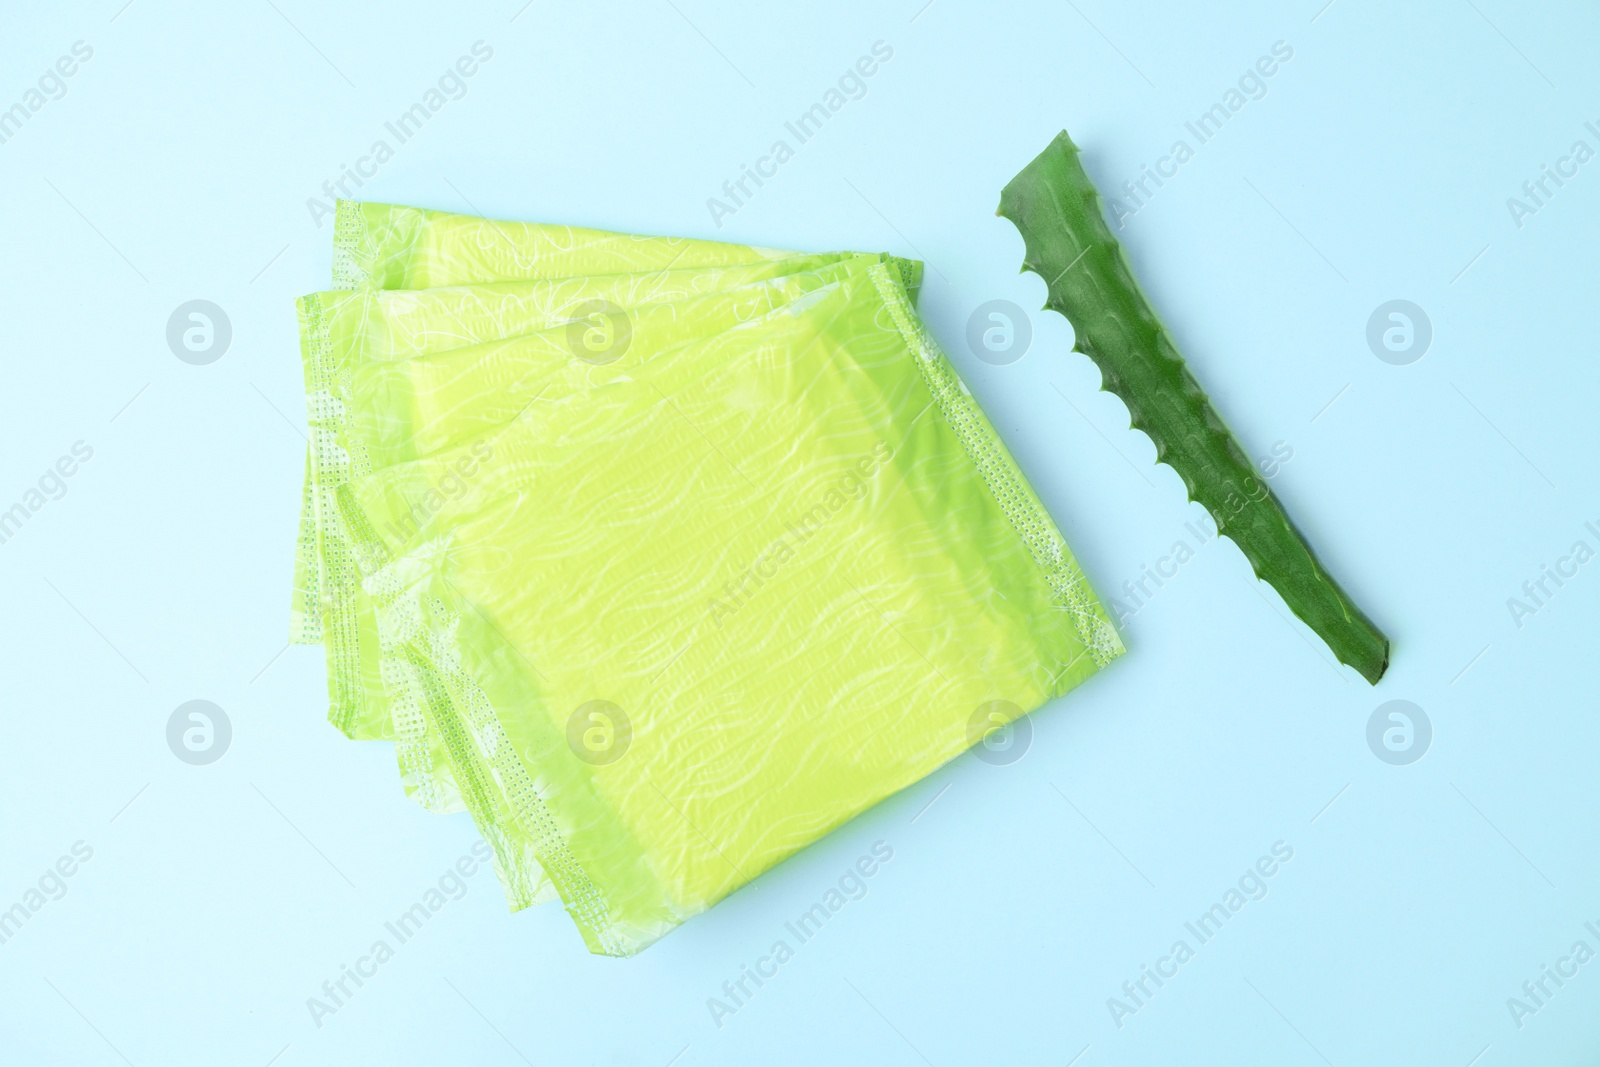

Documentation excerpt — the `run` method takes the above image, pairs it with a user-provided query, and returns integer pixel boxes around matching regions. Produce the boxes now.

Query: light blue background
[1,1,1596,1063]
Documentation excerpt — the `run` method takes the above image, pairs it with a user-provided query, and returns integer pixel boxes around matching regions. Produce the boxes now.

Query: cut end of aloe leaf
[998,130,1390,685]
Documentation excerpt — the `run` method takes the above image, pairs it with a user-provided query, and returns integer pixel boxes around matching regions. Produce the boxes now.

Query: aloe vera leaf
[998,130,1389,684]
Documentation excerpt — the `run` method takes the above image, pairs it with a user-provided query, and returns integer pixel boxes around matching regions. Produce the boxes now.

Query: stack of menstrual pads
[291,200,1121,955]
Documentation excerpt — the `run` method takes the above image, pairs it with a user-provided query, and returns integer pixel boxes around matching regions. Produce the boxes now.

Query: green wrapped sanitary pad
[291,201,917,644]
[292,200,1121,955]
[302,257,914,743]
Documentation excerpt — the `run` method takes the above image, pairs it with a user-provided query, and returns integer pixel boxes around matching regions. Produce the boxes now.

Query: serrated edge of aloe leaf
[997,130,1389,684]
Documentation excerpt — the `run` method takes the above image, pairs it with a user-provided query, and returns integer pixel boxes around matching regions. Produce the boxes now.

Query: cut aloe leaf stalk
[998,130,1389,684]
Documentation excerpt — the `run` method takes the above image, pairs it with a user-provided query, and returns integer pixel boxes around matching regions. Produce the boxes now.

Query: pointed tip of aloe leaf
[1360,644,1391,685]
